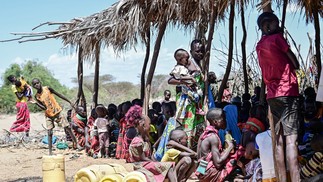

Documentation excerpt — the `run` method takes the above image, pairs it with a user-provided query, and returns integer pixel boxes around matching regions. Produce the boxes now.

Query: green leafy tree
[0,60,71,113]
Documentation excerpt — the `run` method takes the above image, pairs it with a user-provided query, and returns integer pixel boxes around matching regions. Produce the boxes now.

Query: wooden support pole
[268,106,280,181]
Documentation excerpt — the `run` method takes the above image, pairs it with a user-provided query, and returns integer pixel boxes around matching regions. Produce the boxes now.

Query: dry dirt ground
[0,113,134,182]
[0,113,198,182]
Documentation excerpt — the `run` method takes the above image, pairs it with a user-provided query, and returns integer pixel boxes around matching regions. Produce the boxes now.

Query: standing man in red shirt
[256,12,300,182]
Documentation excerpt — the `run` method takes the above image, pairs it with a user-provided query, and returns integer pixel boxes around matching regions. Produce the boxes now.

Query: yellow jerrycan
[122,171,147,182]
[42,154,65,182]
[99,172,128,182]
[74,163,127,182]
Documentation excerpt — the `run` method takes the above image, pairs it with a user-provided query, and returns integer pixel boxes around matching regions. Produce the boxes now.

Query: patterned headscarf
[239,117,265,134]
[125,105,143,127]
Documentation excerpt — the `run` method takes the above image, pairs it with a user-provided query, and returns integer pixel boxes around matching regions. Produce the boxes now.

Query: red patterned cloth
[238,117,265,134]
[87,116,100,155]
[129,136,175,182]
[71,114,87,147]
[10,102,30,132]
[195,126,229,182]
[116,117,126,159]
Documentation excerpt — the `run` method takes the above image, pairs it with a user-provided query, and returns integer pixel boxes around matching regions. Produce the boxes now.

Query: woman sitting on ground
[127,105,177,182]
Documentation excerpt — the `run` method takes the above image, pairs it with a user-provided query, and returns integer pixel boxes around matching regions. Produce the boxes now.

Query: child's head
[174,48,190,66]
[148,109,158,125]
[231,96,242,106]
[152,101,162,114]
[76,106,87,118]
[244,142,259,160]
[15,80,22,87]
[121,101,133,115]
[125,105,143,126]
[66,109,73,121]
[310,134,323,152]
[240,117,265,147]
[164,90,171,101]
[206,108,226,129]
[257,12,280,35]
[162,103,175,120]
[254,86,261,96]
[132,98,143,107]
[169,129,188,147]
[303,87,317,120]
[108,103,117,111]
[208,71,217,84]
[7,75,17,83]
[31,78,42,90]
[90,108,98,119]
[95,104,107,118]
[242,93,251,101]
[107,107,116,120]
[125,105,150,135]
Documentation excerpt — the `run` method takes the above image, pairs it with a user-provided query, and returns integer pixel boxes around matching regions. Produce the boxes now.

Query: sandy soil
[0,113,134,182]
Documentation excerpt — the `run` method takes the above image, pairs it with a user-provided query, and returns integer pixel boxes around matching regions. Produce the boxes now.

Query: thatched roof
[1,0,322,61]
[1,0,231,60]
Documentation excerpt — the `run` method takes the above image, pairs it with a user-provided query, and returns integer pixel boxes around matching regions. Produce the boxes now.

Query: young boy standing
[256,12,300,182]
[31,78,78,155]
[93,105,110,158]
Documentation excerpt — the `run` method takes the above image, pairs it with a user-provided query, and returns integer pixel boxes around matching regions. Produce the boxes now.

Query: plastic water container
[74,163,127,182]
[42,154,65,182]
[122,171,147,182]
[99,173,128,182]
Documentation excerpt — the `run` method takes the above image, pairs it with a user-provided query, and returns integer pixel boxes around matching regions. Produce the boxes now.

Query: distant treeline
[0,60,175,114]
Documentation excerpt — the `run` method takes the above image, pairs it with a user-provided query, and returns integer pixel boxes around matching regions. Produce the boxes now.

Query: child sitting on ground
[94,105,110,158]
[234,141,262,182]
[148,108,159,146]
[170,48,204,115]
[107,107,118,157]
[162,129,197,182]
[70,106,89,151]
[301,134,323,180]
[8,75,34,102]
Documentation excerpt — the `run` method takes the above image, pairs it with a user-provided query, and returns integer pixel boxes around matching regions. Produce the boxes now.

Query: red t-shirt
[256,33,299,99]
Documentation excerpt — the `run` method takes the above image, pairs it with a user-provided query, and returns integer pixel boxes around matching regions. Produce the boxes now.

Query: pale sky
[0,1,319,88]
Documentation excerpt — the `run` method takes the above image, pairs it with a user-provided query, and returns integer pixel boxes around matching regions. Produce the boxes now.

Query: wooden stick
[32,22,73,31]
[268,106,280,181]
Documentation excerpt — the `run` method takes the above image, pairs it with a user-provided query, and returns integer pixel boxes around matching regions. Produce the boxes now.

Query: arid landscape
[0,113,134,182]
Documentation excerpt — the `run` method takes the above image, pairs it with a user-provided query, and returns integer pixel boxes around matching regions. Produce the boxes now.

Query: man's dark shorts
[267,96,300,136]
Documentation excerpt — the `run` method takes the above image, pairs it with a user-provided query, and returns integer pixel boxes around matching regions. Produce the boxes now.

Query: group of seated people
[65,86,323,182]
